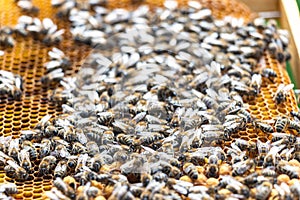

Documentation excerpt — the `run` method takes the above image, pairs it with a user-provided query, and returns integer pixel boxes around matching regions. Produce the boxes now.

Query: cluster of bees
[0,70,23,100]
[1,0,300,199]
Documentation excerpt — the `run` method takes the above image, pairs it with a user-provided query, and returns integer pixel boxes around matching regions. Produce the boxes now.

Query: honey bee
[18,149,32,172]
[260,67,277,80]
[250,74,262,95]
[255,181,272,200]
[63,176,77,190]
[39,155,57,175]
[288,120,300,133]
[0,183,18,195]
[256,140,271,166]
[5,160,28,181]
[66,156,78,171]
[252,119,274,133]
[271,132,296,144]
[86,141,100,156]
[277,160,299,179]
[39,138,52,158]
[54,160,67,178]
[274,117,289,132]
[232,159,255,176]
[291,110,300,121]
[35,114,52,130]
[7,138,19,160]
[72,142,87,155]
[274,83,294,104]
[140,132,164,146]
[54,144,71,159]
[97,111,114,125]
[183,162,198,180]
[263,145,285,167]
[205,154,220,178]
[53,177,76,199]
[141,173,152,187]
[21,140,38,160]
[41,68,65,85]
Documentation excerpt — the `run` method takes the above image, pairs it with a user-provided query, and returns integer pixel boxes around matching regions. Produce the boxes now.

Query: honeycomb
[0,0,299,199]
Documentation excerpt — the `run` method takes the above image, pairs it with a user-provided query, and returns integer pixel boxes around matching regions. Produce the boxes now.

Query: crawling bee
[250,74,262,95]
[21,140,38,160]
[291,110,300,121]
[252,119,274,133]
[7,138,19,160]
[54,160,67,178]
[141,173,152,187]
[35,114,52,130]
[255,181,272,200]
[274,117,289,132]
[41,68,65,85]
[256,140,271,166]
[183,162,198,180]
[72,142,87,154]
[63,176,77,190]
[277,160,299,178]
[0,183,18,195]
[260,67,277,80]
[288,120,300,133]
[53,177,76,199]
[205,154,220,178]
[86,141,100,156]
[5,160,28,181]
[39,155,57,175]
[274,83,294,104]
[18,149,32,172]
[39,138,52,158]
[232,159,255,176]
[16,0,39,13]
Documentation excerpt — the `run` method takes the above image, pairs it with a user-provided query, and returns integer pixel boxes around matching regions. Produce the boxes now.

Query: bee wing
[7,160,20,170]
[276,84,285,94]
[40,114,52,126]
[283,84,294,93]
[18,149,30,163]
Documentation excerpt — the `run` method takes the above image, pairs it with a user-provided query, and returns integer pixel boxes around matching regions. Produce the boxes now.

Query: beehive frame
[0,0,299,199]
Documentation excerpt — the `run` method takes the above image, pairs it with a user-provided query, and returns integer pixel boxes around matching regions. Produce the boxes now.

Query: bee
[290,181,300,199]
[252,119,274,133]
[0,183,18,195]
[66,156,78,171]
[183,162,198,180]
[5,160,28,181]
[274,83,294,104]
[141,173,152,187]
[261,166,277,178]
[0,136,11,153]
[88,153,108,172]
[54,160,67,178]
[63,176,77,190]
[288,120,300,133]
[71,142,87,155]
[255,182,272,200]
[291,110,300,121]
[7,138,19,160]
[232,159,255,176]
[39,138,52,158]
[260,67,277,80]
[256,140,271,166]
[139,132,164,145]
[35,114,52,130]
[16,0,39,13]
[41,68,65,85]
[21,140,38,160]
[277,160,299,179]
[97,111,114,125]
[250,74,262,95]
[39,155,57,175]
[274,117,289,132]
[53,177,76,199]
[205,154,220,178]
[263,145,285,167]
[243,172,259,187]
[271,132,296,144]
[86,141,100,156]
[54,144,70,159]
[18,149,32,172]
